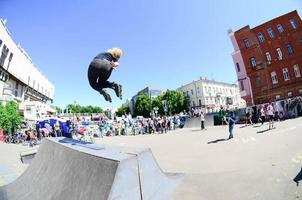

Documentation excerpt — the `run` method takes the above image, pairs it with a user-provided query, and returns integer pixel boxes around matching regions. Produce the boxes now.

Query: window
[271,71,278,84]
[191,89,193,95]
[267,28,275,38]
[276,48,283,60]
[197,87,200,93]
[300,39,302,45]
[265,52,272,63]
[277,24,284,33]
[288,92,293,97]
[286,44,293,54]
[243,38,250,48]
[282,68,290,81]
[256,77,261,87]
[294,64,301,77]
[7,52,13,70]
[0,45,9,67]
[186,91,189,96]
[15,83,18,97]
[199,99,201,106]
[240,80,244,91]
[276,95,281,100]
[299,89,302,95]
[290,19,297,29]
[236,63,240,72]
[250,57,257,67]
[257,33,265,43]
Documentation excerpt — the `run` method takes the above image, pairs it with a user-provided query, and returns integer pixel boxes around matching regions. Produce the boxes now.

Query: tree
[135,94,152,117]
[92,106,103,113]
[55,106,62,113]
[0,101,22,135]
[81,105,93,113]
[151,96,164,116]
[162,90,185,115]
[0,102,5,131]
[66,104,103,114]
[66,104,81,113]
[116,104,130,117]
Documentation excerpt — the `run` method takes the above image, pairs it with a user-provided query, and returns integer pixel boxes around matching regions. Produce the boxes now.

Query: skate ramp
[0,137,181,200]
[184,114,214,128]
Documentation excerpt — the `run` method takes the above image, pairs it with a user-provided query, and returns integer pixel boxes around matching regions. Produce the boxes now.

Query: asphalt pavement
[1,117,302,199]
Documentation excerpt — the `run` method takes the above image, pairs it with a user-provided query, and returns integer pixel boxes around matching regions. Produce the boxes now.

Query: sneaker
[113,83,122,99]
[100,90,112,102]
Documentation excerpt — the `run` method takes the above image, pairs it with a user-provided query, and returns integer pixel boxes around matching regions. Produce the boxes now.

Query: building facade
[0,19,55,120]
[178,77,245,113]
[128,87,163,115]
[229,10,302,106]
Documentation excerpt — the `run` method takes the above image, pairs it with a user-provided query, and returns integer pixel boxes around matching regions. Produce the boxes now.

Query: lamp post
[162,100,168,116]
[154,107,159,117]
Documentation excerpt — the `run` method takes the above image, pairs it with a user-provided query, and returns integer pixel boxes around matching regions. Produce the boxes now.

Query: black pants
[201,121,205,129]
[88,58,114,92]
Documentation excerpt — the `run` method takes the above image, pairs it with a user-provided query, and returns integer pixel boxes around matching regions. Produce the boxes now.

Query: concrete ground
[0,142,35,186]
[1,117,302,199]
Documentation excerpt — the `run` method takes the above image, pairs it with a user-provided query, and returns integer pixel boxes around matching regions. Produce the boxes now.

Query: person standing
[228,111,236,140]
[267,103,275,129]
[260,106,265,125]
[200,112,205,130]
[54,120,61,137]
[245,108,253,126]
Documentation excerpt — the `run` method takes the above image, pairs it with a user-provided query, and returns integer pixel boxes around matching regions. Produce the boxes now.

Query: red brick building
[229,10,302,105]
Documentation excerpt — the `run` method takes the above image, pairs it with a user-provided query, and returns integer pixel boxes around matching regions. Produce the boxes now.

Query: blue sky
[1,0,301,109]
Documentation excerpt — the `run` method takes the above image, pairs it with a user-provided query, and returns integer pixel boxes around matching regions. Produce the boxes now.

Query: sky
[1,0,301,109]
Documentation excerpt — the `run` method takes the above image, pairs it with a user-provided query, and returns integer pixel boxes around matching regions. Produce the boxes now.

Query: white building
[0,19,55,120]
[178,77,246,113]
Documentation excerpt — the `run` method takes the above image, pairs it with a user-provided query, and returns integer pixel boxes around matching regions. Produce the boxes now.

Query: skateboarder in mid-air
[87,48,123,102]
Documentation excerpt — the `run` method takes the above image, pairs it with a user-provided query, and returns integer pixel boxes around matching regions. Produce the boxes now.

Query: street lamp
[153,107,159,117]
[162,100,168,116]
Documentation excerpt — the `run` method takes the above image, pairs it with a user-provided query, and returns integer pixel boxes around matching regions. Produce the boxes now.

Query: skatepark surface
[0,137,180,200]
[1,117,302,199]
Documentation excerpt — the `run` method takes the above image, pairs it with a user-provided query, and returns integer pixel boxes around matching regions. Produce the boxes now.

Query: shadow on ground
[257,127,275,134]
[207,138,228,144]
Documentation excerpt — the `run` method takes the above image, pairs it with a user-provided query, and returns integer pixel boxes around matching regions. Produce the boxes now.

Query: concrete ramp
[0,137,180,200]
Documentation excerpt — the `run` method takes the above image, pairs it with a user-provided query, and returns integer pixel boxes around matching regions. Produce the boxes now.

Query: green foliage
[0,101,22,135]
[66,104,103,114]
[116,104,130,117]
[135,94,152,117]
[151,96,164,115]
[162,90,185,115]
[133,90,185,117]
[92,106,103,113]
[55,106,62,113]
